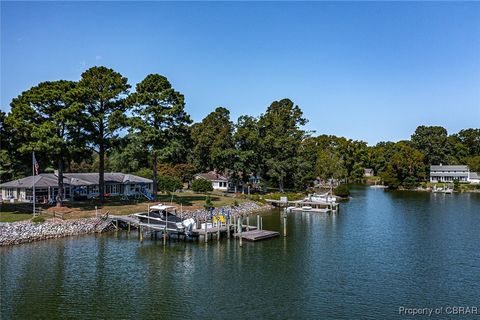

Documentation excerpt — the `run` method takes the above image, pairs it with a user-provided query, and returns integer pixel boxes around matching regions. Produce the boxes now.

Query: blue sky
[1,1,479,145]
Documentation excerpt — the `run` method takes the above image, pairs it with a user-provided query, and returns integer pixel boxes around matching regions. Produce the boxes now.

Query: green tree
[74,66,131,202]
[157,175,183,193]
[7,80,80,206]
[411,126,450,165]
[128,74,192,199]
[258,99,306,191]
[191,178,213,193]
[455,128,480,156]
[190,107,234,172]
[467,155,480,173]
[232,115,261,192]
[316,147,347,181]
[380,142,425,189]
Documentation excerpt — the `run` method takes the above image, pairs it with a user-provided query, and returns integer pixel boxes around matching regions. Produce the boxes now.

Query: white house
[0,172,153,203]
[194,171,229,191]
[429,165,479,183]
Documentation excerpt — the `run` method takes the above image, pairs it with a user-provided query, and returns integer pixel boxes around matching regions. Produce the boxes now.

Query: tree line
[1,66,479,205]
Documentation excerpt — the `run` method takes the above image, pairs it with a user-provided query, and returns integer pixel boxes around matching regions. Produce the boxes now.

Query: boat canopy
[149,204,176,211]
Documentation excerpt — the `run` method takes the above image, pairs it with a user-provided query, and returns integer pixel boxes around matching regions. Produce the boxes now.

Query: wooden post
[204,216,208,244]
[163,226,166,245]
[246,215,250,231]
[140,226,143,242]
[260,217,263,230]
[227,215,230,239]
[257,214,260,229]
[283,211,287,237]
[128,222,131,233]
[217,216,220,241]
[239,216,243,247]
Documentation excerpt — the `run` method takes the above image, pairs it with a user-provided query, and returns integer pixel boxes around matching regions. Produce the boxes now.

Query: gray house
[0,172,153,203]
[429,165,470,183]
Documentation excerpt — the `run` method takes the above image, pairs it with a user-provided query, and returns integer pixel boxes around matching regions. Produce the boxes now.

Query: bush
[233,200,239,207]
[333,185,350,197]
[32,216,45,223]
[204,196,214,210]
[157,175,183,193]
[191,178,213,193]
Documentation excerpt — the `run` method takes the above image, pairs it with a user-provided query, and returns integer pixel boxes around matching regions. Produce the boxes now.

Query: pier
[107,213,280,244]
[266,198,339,213]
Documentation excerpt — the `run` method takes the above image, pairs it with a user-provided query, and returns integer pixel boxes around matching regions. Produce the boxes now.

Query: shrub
[204,196,214,210]
[333,185,350,197]
[191,178,213,193]
[157,175,183,193]
[32,216,45,223]
[233,200,239,207]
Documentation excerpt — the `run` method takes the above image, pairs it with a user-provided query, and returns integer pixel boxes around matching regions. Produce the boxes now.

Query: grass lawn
[0,191,248,222]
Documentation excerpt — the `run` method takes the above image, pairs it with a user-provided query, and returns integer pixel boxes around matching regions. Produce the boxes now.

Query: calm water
[1,187,479,319]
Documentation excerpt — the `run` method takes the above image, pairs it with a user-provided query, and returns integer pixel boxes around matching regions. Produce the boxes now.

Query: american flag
[32,152,39,175]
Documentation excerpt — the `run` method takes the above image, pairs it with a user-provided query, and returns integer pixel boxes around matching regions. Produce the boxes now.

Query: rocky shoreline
[0,217,113,246]
[0,202,272,246]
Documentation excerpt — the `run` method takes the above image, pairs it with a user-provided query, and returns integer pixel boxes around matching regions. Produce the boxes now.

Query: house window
[6,188,14,198]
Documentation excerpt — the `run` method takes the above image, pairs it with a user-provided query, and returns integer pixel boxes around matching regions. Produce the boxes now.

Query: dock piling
[283,210,287,237]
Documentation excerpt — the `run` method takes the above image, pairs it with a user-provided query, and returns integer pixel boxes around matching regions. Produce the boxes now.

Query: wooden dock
[235,229,280,241]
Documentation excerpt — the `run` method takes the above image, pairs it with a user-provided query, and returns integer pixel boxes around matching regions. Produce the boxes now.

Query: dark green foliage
[157,175,183,193]
[32,216,45,223]
[190,107,234,172]
[379,142,425,189]
[7,80,81,205]
[411,126,449,165]
[128,74,192,199]
[333,185,350,197]
[258,99,306,191]
[191,178,214,193]
[204,196,214,209]
[74,66,131,202]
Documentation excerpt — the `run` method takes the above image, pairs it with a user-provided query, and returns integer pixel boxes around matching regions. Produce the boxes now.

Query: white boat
[305,192,336,204]
[134,204,195,233]
[370,180,388,189]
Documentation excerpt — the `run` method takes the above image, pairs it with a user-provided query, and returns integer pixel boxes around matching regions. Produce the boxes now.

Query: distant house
[194,171,229,191]
[429,165,472,183]
[469,172,480,184]
[364,168,374,177]
[0,172,153,203]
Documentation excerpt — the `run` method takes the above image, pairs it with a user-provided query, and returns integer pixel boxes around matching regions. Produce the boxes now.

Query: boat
[433,184,453,194]
[134,204,195,233]
[305,192,337,204]
[370,180,388,189]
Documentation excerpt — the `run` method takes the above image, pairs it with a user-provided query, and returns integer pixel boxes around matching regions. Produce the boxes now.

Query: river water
[1,187,479,319]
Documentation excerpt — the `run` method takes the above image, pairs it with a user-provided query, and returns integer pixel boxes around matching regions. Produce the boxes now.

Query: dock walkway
[235,229,280,241]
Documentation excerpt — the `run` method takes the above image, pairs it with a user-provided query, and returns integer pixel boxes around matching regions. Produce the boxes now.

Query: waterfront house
[194,171,229,191]
[429,165,478,183]
[364,168,374,177]
[0,172,153,203]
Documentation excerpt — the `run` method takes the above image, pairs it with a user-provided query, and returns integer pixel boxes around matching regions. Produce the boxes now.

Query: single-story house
[364,168,374,177]
[194,171,229,191]
[0,172,153,203]
[429,165,479,183]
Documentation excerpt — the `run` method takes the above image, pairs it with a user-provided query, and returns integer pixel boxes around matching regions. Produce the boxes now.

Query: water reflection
[1,188,479,319]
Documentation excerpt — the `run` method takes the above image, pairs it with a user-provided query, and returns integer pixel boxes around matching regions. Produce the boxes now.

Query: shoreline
[0,202,273,247]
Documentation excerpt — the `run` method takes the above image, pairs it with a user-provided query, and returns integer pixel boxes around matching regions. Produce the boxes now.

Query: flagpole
[33,151,36,217]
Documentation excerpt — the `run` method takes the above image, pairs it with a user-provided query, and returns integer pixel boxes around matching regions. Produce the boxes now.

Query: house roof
[470,172,480,179]
[194,171,228,181]
[430,165,468,172]
[0,172,152,188]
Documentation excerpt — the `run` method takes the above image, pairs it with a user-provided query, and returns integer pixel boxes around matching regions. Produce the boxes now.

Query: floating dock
[235,229,280,241]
